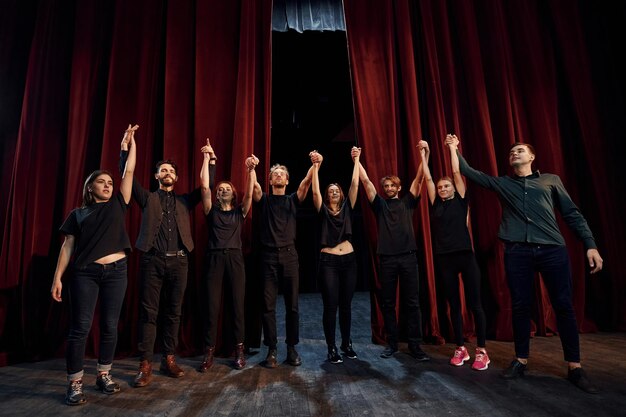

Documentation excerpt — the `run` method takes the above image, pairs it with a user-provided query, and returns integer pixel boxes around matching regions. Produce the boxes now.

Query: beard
[158,176,175,186]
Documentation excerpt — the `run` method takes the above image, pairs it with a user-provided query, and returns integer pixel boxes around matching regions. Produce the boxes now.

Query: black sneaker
[287,345,302,366]
[265,348,279,368]
[408,344,431,362]
[380,345,398,359]
[340,341,358,359]
[501,359,527,379]
[568,367,600,394]
[65,379,86,406]
[327,346,343,364]
[95,372,120,395]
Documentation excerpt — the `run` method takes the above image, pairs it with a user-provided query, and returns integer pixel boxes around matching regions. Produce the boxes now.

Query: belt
[150,249,187,257]
[262,244,295,252]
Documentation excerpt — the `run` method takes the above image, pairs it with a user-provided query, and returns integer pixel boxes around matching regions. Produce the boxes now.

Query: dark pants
[436,251,487,347]
[67,257,127,379]
[379,252,423,347]
[137,251,188,361]
[318,252,357,347]
[503,243,580,362]
[203,249,246,347]
[261,245,300,348]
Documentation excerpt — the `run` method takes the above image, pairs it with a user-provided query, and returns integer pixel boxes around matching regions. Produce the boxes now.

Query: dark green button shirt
[457,151,596,250]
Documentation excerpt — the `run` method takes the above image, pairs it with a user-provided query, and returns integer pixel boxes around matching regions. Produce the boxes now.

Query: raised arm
[50,235,75,302]
[242,154,259,217]
[409,146,425,199]
[446,134,466,198]
[358,160,377,203]
[418,140,436,204]
[297,153,321,203]
[120,124,138,204]
[311,151,323,212]
[348,146,361,208]
[200,139,213,215]
[447,136,499,190]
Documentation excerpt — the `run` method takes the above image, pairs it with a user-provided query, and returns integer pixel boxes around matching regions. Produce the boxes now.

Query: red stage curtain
[0,0,625,366]
[344,0,626,346]
[0,0,271,365]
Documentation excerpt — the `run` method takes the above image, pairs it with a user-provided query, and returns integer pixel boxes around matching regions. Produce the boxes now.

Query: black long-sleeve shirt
[457,151,596,250]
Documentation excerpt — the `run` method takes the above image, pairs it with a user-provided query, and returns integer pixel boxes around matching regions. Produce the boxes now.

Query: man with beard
[357,149,430,361]
[252,156,319,368]
[120,146,215,388]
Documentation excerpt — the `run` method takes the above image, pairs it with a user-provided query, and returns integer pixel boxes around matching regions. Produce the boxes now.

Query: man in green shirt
[448,135,603,394]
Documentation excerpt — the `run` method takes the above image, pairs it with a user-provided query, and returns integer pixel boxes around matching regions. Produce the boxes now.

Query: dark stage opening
[270,30,370,293]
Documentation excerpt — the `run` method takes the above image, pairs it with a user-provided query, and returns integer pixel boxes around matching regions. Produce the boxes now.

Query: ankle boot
[133,360,153,388]
[198,347,215,373]
[160,354,184,378]
[234,343,246,370]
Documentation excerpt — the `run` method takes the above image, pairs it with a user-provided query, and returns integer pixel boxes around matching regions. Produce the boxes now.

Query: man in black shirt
[451,136,603,393]
[120,144,215,388]
[357,148,430,361]
[252,156,319,367]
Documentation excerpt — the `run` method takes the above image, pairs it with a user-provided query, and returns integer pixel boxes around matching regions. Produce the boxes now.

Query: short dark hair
[509,142,536,156]
[155,159,178,174]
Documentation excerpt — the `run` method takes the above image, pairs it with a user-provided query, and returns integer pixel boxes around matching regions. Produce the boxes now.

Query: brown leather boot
[198,347,215,373]
[160,354,184,378]
[133,360,153,388]
[234,343,246,370]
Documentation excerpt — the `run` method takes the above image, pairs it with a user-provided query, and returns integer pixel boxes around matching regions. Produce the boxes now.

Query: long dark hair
[82,170,113,207]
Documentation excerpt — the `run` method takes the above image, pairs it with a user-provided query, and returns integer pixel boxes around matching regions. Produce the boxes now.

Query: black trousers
[261,245,300,348]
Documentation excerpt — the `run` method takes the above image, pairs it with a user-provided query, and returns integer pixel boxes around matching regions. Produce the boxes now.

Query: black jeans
[435,251,486,347]
[504,243,580,362]
[67,257,127,380]
[261,245,300,348]
[137,251,188,361]
[203,249,246,347]
[318,252,357,347]
[379,252,423,347]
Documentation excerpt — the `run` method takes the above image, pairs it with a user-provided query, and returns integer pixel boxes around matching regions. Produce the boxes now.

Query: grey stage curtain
[272,0,346,32]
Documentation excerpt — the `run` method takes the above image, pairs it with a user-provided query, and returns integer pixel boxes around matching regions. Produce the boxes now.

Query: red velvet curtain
[344,0,626,346]
[0,0,271,365]
[1,0,625,366]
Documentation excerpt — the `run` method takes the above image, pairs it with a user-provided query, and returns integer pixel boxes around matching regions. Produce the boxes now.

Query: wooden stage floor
[0,292,624,417]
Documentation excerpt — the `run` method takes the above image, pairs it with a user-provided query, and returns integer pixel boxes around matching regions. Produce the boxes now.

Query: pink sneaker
[450,346,470,366]
[471,349,490,371]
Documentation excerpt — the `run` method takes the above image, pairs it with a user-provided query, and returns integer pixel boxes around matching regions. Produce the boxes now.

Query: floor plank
[0,292,624,417]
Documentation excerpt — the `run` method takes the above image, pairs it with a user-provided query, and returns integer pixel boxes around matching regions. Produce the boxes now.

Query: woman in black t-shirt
[419,137,489,371]
[311,147,361,364]
[51,125,137,405]
[197,140,257,372]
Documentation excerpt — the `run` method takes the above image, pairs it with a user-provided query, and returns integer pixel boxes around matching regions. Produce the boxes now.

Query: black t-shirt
[206,206,244,250]
[319,201,353,248]
[60,193,131,268]
[430,195,473,254]
[257,192,298,247]
[370,193,419,255]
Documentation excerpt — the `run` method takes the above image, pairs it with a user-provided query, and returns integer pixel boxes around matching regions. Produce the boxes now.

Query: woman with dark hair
[198,140,258,371]
[419,136,489,371]
[51,124,137,405]
[311,146,360,363]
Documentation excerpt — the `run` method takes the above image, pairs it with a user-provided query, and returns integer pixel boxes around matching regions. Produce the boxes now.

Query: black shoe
[95,372,120,395]
[340,341,358,359]
[265,348,278,368]
[501,359,527,379]
[327,346,343,364]
[287,346,302,366]
[568,367,600,394]
[65,379,86,406]
[380,345,398,359]
[408,345,431,362]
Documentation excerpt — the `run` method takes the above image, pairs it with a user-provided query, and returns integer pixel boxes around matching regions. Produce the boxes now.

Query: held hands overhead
[309,150,324,165]
[121,124,139,150]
